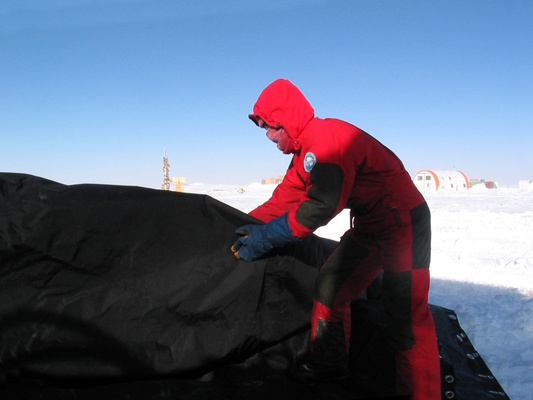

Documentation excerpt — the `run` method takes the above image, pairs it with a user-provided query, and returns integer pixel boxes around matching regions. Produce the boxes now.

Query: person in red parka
[231,78,441,399]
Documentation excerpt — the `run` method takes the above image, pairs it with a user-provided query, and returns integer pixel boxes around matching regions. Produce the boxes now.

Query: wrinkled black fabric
[0,173,509,399]
[0,173,322,379]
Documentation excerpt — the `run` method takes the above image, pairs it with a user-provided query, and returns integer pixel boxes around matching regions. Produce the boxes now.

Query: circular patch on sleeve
[303,152,317,172]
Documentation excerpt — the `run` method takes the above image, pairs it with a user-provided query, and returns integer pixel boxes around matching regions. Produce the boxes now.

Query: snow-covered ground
[186,182,533,400]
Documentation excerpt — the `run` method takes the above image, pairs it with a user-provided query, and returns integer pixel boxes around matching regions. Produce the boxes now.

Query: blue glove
[231,213,299,261]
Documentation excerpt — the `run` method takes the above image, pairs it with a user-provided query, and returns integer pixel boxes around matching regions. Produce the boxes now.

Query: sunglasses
[260,121,280,131]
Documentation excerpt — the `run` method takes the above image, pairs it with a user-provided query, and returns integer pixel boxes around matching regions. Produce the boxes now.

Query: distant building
[261,175,285,185]
[519,180,533,192]
[413,170,469,193]
[469,178,498,189]
[172,176,186,193]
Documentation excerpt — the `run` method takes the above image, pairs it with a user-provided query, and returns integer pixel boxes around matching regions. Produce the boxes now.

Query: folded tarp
[0,173,509,399]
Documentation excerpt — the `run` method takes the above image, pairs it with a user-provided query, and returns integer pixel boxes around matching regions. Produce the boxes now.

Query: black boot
[288,319,349,384]
[288,358,349,384]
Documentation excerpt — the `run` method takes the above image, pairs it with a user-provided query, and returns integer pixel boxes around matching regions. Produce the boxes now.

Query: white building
[413,170,469,193]
[519,180,533,192]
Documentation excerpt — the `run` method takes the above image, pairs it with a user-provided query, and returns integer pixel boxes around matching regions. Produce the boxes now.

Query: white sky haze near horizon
[1,0,532,188]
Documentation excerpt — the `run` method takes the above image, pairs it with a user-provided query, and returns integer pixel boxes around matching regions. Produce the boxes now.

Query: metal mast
[161,148,171,191]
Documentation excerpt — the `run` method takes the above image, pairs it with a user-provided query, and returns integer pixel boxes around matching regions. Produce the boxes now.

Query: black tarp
[0,173,510,399]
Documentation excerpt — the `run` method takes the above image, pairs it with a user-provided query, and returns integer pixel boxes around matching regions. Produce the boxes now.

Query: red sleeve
[286,121,357,238]
[288,162,346,238]
[251,119,358,238]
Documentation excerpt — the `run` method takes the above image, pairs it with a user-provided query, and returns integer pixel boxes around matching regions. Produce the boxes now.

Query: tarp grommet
[445,390,455,399]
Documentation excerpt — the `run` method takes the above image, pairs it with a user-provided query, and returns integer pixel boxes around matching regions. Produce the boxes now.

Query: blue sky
[1,0,532,188]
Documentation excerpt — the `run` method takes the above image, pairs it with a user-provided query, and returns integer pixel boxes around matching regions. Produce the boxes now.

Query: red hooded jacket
[249,79,425,239]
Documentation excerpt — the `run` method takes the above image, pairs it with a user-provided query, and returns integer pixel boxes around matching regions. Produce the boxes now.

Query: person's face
[257,118,294,154]
[265,126,291,153]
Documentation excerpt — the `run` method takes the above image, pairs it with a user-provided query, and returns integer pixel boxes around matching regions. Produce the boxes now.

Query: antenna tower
[161,148,171,190]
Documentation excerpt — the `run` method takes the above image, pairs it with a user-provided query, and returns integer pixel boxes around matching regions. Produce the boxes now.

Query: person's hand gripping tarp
[231,213,300,261]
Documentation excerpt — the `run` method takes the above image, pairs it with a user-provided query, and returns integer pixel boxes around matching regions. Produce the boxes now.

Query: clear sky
[1,0,532,188]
